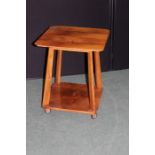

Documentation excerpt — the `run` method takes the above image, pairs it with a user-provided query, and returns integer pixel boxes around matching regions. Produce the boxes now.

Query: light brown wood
[35,26,110,52]
[55,50,62,84]
[94,52,103,89]
[88,52,96,113]
[35,25,110,117]
[42,48,54,108]
[43,82,102,114]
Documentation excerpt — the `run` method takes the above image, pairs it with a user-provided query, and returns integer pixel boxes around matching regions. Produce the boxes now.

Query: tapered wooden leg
[42,48,54,108]
[55,50,62,84]
[88,52,96,112]
[94,52,103,89]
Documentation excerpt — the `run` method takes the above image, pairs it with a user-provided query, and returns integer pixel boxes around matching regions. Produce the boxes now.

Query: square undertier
[45,82,102,114]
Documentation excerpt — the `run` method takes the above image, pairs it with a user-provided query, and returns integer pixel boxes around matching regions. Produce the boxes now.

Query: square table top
[35,26,110,52]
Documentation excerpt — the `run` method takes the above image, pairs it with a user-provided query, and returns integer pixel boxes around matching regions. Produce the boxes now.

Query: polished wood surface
[42,48,54,108]
[44,82,102,114]
[88,52,96,112]
[35,26,110,52]
[55,50,62,84]
[94,52,103,89]
[35,25,110,118]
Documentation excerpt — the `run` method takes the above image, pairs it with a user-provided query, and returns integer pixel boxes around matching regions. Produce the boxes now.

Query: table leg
[94,52,103,89]
[88,52,96,113]
[42,48,54,108]
[55,50,62,84]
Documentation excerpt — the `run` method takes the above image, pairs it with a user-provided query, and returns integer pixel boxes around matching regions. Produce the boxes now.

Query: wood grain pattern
[35,26,110,52]
[35,25,110,117]
[94,52,103,89]
[55,50,62,84]
[42,48,54,108]
[88,52,96,112]
[44,82,102,114]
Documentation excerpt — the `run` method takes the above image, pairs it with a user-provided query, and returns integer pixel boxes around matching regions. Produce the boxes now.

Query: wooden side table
[35,26,110,118]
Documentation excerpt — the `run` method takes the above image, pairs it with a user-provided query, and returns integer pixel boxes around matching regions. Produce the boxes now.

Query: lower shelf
[45,82,102,114]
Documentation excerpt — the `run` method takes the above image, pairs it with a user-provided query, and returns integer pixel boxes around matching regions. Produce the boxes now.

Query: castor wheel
[91,114,97,119]
[44,109,51,113]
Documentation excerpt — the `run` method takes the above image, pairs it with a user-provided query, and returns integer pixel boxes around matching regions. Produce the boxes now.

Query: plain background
[0,0,155,155]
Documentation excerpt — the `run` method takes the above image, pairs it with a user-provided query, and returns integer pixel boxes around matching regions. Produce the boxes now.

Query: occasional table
[35,26,110,119]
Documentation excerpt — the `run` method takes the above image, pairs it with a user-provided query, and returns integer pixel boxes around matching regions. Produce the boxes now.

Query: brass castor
[44,109,51,113]
[91,114,97,119]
